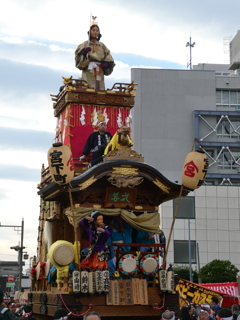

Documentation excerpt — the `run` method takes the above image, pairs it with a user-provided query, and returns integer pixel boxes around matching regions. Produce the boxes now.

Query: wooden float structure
[30,78,190,319]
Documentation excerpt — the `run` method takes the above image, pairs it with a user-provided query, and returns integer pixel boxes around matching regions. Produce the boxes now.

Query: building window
[174,240,196,263]
[216,147,240,170]
[173,197,195,219]
[216,90,240,109]
[216,119,240,140]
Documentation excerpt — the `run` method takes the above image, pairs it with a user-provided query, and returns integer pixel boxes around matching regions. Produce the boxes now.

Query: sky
[0,0,239,272]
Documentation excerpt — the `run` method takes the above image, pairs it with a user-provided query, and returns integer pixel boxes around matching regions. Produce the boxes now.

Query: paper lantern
[81,270,89,294]
[159,269,167,292]
[102,269,110,293]
[72,270,80,294]
[95,269,103,293]
[166,265,174,293]
[88,270,95,295]
[47,142,74,185]
[182,151,208,190]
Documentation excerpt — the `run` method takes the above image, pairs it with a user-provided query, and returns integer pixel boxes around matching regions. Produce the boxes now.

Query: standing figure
[79,121,112,167]
[75,22,115,90]
[79,211,111,270]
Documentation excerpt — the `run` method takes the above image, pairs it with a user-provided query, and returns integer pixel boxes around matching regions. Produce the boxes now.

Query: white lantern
[47,142,74,185]
[182,151,208,190]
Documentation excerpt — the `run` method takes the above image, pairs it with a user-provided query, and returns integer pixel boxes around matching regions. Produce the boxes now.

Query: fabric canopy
[65,207,160,234]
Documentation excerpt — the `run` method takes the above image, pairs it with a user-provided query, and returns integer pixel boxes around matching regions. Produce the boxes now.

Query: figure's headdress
[91,16,98,25]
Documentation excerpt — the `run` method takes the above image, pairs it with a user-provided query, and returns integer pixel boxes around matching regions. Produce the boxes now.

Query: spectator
[188,303,198,320]
[53,309,69,319]
[83,311,101,320]
[20,305,37,320]
[161,310,175,320]
[216,308,232,320]
[231,305,240,320]
[179,306,192,320]
[0,288,14,319]
[199,310,210,320]
[210,297,221,319]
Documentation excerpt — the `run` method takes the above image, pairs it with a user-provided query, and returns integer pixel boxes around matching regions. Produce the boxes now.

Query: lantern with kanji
[182,150,208,190]
[47,143,74,185]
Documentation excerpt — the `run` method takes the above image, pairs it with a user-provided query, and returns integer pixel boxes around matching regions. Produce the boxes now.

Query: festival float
[29,17,210,320]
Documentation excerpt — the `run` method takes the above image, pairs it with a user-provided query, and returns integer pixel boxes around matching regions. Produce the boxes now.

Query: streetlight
[0,219,24,291]
[186,36,196,70]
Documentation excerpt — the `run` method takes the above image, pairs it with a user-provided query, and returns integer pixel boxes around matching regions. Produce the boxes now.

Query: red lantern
[47,143,74,185]
[182,151,208,190]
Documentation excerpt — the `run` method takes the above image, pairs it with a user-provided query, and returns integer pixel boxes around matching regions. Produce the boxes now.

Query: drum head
[140,254,159,275]
[118,254,139,275]
[53,244,74,266]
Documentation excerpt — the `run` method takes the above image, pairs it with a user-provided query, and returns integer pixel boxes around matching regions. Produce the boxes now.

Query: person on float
[75,22,115,90]
[79,211,111,270]
[79,121,112,167]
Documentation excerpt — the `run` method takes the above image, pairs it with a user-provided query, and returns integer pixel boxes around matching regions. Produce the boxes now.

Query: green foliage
[198,259,239,283]
[173,264,198,283]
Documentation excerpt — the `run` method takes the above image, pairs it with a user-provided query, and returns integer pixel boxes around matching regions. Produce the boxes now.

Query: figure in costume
[79,121,112,167]
[75,19,115,90]
[79,211,111,270]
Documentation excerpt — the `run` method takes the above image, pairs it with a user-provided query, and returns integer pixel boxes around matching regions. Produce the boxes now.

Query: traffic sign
[8,275,14,282]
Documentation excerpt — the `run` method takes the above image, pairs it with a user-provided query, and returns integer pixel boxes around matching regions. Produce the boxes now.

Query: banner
[175,277,239,307]
[175,277,223,307]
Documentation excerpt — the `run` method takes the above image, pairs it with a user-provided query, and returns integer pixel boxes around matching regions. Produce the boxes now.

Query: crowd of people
[161,298,240,320]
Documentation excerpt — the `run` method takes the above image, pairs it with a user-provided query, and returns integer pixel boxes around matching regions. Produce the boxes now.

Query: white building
[131,31,240,272]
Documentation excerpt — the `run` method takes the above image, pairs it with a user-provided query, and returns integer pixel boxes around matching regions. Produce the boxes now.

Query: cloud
[0,165,39,182]
[0,127,54,151]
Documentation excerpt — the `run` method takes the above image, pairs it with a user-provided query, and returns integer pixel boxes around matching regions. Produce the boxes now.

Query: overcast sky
[0,0,239,269]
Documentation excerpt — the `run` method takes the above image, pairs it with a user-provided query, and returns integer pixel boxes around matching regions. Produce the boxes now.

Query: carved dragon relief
[107,174,144,188]
[107,166,144,188]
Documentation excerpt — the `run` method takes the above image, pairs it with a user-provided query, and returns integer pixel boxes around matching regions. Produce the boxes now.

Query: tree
[198,259,239,283]
[173,265,198,283]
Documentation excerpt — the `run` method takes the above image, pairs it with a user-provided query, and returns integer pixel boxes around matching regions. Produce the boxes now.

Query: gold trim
[93,205,102,209]
[135,206,143,209]
[97,92,106,95]
[153,179,170,193]
[112,167,139,175]
[79,176,97,190]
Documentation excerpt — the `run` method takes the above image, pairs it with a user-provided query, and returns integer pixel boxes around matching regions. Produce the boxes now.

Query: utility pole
[186,36,196,70]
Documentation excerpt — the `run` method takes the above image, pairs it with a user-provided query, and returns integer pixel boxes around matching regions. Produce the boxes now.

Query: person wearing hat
[79,211,111,270]
[198,309,210,320]
[75,22,115,90]
[18,305,37,319]
[79,121,112,167]
[0,289,14,319]
[216,308,232,320]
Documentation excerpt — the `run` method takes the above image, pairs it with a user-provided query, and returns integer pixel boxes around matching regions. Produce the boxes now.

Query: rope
[153,293,166,310]
[60,287,93,316]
